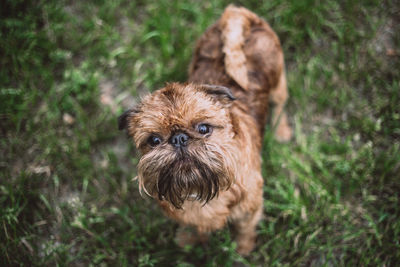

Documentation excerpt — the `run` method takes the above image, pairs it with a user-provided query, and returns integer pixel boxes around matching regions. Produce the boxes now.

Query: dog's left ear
[201,84,236,104]
[118,108,139,130]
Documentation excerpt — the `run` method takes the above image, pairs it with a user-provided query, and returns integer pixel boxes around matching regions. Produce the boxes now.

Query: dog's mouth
[159,193,199,202]
[156,157,222,209]
[137,144,233,209]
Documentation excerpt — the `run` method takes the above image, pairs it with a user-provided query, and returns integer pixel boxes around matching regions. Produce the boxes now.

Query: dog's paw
[275,123,292,143]
[235,234,256,256]
[175,226,208,248]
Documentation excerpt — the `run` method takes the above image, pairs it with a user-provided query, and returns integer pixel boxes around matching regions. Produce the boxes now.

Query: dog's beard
[137,144,233,209]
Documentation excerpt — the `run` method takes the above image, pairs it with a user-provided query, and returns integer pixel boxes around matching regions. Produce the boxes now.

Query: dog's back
[189,5,288,138]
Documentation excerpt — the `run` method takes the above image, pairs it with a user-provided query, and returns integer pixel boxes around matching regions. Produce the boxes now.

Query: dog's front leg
[233,205,263,255]
[175,225,209,248]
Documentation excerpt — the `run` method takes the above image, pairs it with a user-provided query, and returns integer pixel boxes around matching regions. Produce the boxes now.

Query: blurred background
[1,0,399,265]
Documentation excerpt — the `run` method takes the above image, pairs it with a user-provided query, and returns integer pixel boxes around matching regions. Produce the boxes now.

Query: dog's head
[119,83,238,208]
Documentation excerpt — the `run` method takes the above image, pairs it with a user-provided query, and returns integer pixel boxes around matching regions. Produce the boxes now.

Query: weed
[1,0,399,265]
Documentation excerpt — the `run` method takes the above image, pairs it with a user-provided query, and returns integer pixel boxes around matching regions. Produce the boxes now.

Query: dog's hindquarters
[190,5,291,140]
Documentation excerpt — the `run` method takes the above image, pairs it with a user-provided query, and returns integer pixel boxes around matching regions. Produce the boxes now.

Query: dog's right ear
[201,84,236,105]
[118,108,139,130]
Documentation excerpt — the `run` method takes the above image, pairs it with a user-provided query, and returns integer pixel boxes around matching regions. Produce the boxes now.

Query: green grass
[1,0,399,265]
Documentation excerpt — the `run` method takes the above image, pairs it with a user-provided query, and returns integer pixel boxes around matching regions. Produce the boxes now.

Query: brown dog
[118,5,292,255]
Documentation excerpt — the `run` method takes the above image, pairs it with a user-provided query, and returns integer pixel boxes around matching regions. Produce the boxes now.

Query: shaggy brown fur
[118,5,292,255]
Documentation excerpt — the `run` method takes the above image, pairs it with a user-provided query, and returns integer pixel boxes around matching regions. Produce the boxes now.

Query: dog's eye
[147,135,162,147]
[197,124,212,135]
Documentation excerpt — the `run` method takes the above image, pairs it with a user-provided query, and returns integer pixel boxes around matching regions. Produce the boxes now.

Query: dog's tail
[220,5,259,90]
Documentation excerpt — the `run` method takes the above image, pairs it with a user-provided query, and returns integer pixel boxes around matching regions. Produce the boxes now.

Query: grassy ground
[1,0,399,266]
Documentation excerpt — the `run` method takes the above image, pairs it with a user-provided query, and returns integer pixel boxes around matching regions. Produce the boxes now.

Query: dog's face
[119,83,238,208]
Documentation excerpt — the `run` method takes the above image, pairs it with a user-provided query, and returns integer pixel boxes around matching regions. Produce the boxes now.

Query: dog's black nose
[170,132,189,147]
